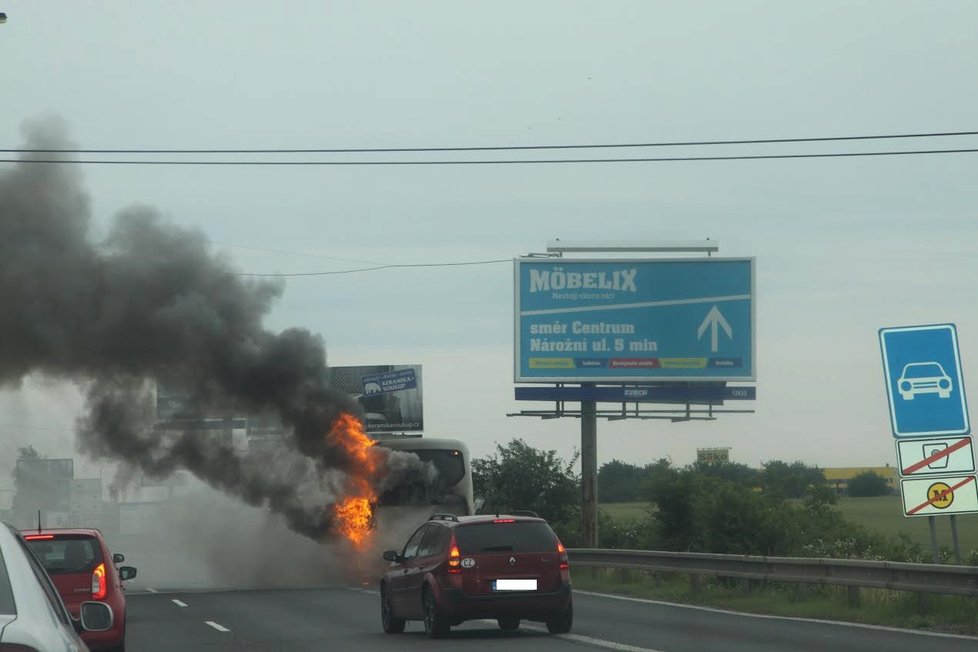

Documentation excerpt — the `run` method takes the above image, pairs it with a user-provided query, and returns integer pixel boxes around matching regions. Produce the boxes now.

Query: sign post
[880,323,975,563]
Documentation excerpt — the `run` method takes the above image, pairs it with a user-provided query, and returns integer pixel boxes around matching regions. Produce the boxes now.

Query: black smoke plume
[0,117,429,540]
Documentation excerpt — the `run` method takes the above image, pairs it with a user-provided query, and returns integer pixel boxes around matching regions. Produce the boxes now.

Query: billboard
[327,364,424,433]
[514,257,755,382]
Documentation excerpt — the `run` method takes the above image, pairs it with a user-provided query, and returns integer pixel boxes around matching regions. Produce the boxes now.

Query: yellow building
[822,466,898,493]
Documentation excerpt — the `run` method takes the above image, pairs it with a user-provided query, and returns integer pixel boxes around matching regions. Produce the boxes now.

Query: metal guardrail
[568,548,978,598]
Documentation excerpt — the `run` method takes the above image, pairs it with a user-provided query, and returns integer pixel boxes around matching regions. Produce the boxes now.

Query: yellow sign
[927,481,954,509]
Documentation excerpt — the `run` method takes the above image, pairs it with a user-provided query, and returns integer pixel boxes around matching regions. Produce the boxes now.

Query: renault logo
[509,556,516,566]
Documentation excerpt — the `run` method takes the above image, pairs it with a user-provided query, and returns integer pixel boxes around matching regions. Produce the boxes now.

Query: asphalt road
[122,584,978,652]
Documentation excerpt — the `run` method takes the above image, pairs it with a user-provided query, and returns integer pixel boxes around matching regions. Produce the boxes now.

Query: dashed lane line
[206,621,231,632]
[171,599,188,608]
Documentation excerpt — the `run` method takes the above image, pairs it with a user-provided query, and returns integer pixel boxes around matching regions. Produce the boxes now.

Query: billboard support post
[580,383,598,548]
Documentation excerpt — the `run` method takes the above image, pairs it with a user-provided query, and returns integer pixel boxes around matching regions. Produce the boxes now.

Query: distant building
[696,447,731,464]
[822,466,898,494]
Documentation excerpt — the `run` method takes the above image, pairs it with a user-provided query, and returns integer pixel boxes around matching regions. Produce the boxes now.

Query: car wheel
[497,616,521,631]
[423,586,450,638]
[381,584,406,634]
[545,600,573,634]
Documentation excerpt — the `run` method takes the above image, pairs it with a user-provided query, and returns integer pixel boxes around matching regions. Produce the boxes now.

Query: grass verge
[572,567,978,636]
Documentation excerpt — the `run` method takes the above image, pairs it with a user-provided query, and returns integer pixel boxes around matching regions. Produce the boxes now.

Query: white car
[897,362,952,400]
[0,521,113,651]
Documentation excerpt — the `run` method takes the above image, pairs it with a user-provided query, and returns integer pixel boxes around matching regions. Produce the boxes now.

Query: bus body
[373,436,474,516]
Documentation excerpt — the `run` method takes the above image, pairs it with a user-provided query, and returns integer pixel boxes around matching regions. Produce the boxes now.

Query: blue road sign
[514,257,754,382]
[879,324,970,438]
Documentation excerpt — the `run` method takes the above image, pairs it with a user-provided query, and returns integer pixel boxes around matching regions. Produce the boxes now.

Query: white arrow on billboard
[697,305,733,352]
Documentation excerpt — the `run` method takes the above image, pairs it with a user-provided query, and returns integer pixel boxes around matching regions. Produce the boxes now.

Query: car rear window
[455,521,558,553]
[24,534,104,575]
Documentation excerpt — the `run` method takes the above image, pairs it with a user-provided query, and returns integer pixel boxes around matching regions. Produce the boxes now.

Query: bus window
[373,438,474,516]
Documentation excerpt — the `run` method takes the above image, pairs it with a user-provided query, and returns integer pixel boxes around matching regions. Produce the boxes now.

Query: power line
[231,258,511,277]
[206,239,380,266]
[3,130,978,154]
[4,148,978,166]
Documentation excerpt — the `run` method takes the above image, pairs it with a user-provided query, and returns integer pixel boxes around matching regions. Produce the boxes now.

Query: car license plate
[492,579,537,591]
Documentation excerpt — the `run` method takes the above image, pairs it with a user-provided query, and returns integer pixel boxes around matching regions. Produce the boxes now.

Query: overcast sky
[2,1,978,492]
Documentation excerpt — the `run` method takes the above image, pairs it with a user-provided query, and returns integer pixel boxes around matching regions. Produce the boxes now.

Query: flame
[329,413,381,550]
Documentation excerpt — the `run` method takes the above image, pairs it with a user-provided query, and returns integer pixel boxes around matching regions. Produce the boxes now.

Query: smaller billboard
[328,364,424,433]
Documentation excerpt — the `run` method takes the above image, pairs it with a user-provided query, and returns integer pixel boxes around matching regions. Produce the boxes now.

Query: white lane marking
[171,599,188,608]
[146,588,158,593]
[575,590,978,642]
[205,621,231,632]
[477,619,664,652]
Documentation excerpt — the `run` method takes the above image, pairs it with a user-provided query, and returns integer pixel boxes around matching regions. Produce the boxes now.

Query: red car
[380,513,572,638]
[22,528,137,652]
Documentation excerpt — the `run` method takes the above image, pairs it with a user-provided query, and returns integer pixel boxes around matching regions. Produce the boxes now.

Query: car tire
[497,617,521,631]
[546,599,573,634]
[380,585,405,634]
[423,586,450,638]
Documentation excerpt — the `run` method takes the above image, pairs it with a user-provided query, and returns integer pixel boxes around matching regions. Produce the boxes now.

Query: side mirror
[382,550,401,563]
[113,553,125,564]
[79,601,114,632]
[119,566,137,581]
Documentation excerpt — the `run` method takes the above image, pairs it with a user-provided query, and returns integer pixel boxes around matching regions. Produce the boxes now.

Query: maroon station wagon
[380,513,572,638]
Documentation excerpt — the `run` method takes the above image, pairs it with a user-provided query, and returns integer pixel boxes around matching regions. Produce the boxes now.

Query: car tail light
[23,534,54,541]
[557,541,569,570]
[92,562,107,599]
[493,518,516,523]
[447,536,461,574]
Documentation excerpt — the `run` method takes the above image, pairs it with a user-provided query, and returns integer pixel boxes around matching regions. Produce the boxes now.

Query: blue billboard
[514,258,755,382]
[879,324,970,437]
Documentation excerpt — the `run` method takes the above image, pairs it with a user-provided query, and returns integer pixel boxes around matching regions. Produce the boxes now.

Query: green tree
[760,460,824,498]
[693,460,760,487]
[598,459,645,502]
[847,471,890,497]
[641,459,701,550]
[690,478,800,555]
[472,439,579,525]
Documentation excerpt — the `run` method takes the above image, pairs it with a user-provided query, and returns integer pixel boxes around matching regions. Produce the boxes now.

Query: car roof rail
[510,510,540,518]
[428,513,459,522]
